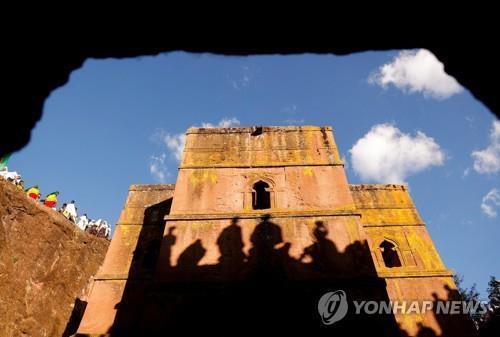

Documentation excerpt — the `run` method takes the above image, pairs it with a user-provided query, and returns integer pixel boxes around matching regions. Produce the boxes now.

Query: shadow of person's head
[231,216,240,226]
[313,221,328,240]
[260,213,271,222]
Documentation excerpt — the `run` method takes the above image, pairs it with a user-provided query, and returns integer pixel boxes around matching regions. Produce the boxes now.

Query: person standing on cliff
[64,200,77,223]
[77,213,89,231]
[58,203,67,214]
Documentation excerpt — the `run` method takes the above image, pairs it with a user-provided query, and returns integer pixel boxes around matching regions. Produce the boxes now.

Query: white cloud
[218,117,240,128]
[149,153,169,183]
[368,49,463,100]
[201,117,240,128]
[284,119,305,125]
[153,117,240,166]
[227,65,254,90]
[481,188,500,218]
[472,120,500,174]
[163,133,186,161]
[349,123,445,183]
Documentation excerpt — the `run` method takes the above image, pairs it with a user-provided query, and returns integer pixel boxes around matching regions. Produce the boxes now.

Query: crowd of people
[1,166,111,239]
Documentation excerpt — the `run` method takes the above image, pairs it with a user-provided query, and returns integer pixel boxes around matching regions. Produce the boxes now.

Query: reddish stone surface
[78,184,174,335]
[0,178,109,337]
[78,126,476,336]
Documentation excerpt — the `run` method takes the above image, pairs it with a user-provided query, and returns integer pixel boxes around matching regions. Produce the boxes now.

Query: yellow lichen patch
[404,229,444,270]
[358,209,422,226]
[442,276,458,290]
[118,225,131,246]
[243,203,253,212]
[344,217,362,242]
[189,169,217,188]
[118,226,141,248]
[350,185,414,209]
[181,126,343,168]
[302,166,314,176]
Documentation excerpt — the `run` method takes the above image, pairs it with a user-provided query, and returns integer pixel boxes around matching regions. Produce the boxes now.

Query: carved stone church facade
[78,126,476,336]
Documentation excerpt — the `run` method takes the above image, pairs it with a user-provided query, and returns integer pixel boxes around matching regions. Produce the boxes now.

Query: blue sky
[9,51,499,296]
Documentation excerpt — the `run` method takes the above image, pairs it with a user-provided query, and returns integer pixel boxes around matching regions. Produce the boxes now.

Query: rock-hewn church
[78,126,476,336]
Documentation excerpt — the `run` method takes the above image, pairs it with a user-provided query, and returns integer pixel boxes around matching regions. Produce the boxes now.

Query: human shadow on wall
[380,278,481,337]
[216,217,246,276]
[177,239,206,268]
[396,282,480,337]
[245,214,287,281]
[431,284,479,337]
[300,220,346,274]
[108,214,403,336]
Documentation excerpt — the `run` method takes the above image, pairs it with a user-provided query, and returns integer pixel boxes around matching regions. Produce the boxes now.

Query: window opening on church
[252,181,271,209]
[380,240,402,268]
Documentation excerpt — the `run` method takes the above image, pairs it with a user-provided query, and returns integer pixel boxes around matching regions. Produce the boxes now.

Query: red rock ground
[0,178,109,337]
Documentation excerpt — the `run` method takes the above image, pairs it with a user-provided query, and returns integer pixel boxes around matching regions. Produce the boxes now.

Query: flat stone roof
[186,125,333,134]
[129,184,176,191]
[349,184,408,191]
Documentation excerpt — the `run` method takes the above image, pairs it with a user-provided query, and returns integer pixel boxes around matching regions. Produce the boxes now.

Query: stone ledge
[115,222,165,226]
[179,162,344,169]
[362,223,426,227]
[377,269,454,278]
[165,209,361,221]
[95,270,454,281]
[355,206,417,210]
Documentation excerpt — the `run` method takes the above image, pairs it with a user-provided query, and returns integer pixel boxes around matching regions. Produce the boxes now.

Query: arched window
[252,181,271,210]
[379,240,402,268]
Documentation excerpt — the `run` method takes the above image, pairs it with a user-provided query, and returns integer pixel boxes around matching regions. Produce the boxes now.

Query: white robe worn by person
[77,215,89,230]
[0,167,20,182]
[65,202,77,222]
[101,221,110,238]
[87,220,96,232]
